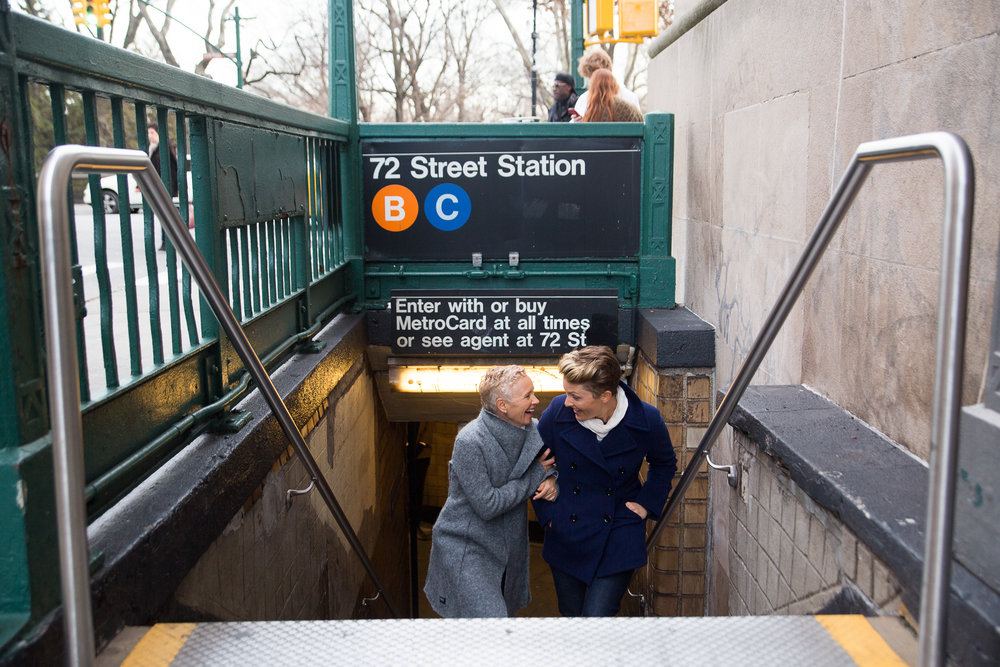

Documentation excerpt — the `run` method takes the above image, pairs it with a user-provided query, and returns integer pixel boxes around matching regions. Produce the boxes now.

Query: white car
[82,173,142,214]
[82,168,194,215]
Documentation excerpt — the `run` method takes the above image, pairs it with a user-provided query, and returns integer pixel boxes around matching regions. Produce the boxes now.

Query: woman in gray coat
[424,366,557,617]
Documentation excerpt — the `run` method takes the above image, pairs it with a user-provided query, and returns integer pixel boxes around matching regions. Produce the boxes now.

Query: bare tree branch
[135,0,179,67]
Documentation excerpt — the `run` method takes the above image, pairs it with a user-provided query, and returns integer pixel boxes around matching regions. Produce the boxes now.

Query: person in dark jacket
[547,73,578,122]
[533,346,677,616]
[424,366,557,617]
[148,126,178,250]
[147,126,178,197]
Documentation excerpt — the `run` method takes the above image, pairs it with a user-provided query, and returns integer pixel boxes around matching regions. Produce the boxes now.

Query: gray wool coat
[423,409,549,617]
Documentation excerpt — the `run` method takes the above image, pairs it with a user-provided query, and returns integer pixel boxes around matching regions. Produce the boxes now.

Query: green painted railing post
[571,0,585,91]
[0,2,60,647]
[328,0,363,306]
[638,112,676,308]
[328,0,357,124]
[189,116,229,400]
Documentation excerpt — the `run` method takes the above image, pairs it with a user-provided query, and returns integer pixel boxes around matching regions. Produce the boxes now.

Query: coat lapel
[555,382,652,474]
[561,421,610,472]
[509,425,545,480]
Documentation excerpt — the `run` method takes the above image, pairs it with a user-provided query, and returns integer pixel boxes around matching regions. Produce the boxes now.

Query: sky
[23,0,314,88]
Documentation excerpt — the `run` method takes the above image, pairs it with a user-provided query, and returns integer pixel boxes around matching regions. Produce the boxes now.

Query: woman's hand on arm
[537,447,556,472]
[533,476,558,501]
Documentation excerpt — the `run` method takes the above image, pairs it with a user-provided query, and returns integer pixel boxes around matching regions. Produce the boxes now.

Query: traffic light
[70,0,86,26]
[619,0,658,37]
[71,0,110,32]
[93,0,111,28]
[586,0,614,37]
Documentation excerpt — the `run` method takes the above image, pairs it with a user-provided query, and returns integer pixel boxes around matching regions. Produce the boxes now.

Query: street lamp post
[226,7,246,89]
[135,0,246,88]
[530,0,538,117]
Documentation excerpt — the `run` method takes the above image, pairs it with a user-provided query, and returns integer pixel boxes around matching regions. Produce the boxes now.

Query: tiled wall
[727,429,904,617]
[170,362,409,620]
[632,354,715,617]
[418,421,460,511]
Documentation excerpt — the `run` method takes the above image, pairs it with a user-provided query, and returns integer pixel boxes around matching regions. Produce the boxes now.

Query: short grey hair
[478,365,528,414]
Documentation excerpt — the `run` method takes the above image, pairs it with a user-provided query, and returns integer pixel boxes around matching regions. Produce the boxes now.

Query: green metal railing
[0,9,357,639]
[1,4,677,655]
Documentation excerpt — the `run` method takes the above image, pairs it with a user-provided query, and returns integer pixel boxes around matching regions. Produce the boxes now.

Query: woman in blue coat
[533,346,677,616]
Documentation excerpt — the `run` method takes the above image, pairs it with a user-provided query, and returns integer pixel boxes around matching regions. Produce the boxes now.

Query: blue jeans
[550,567,635,617]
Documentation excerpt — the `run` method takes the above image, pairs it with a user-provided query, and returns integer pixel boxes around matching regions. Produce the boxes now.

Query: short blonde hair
[558,346,621,397]
[478,365,528,413]
[577,47,613,79]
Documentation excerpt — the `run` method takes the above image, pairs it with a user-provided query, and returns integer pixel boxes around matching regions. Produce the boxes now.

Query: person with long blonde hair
[581,70,642,123]
[573,47,640,117]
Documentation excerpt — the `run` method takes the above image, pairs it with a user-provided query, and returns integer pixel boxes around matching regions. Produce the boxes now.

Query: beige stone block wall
[419,421,460,510]
[648,0,999,461]
[725,430,905,619]
[171,362,408,621]
[632,355,715,617]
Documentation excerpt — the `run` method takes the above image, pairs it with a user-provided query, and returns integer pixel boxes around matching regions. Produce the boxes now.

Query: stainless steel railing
[37,145,399,666]
[645,132,974,667]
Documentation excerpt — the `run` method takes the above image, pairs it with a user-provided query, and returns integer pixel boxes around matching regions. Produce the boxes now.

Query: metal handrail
[644,132,973,667]
[37,145,399,666]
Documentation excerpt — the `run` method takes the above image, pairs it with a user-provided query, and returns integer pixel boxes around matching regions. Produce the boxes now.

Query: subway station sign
[362,137,641,261]
[391,289,618,355]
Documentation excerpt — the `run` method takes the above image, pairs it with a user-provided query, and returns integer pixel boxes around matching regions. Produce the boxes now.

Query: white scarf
[579,386,627,441]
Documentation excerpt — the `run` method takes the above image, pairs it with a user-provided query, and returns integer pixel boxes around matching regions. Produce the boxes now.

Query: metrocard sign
[362,137,641,261]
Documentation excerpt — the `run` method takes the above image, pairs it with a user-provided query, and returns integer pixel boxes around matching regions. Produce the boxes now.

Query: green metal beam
[11,13,348,138]
[638,112,676,308]
[360,121,643,140]
[571,0,585,91]
[328,0,358,124]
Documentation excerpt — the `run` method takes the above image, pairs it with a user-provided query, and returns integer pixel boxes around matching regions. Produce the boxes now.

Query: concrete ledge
[729,385,1000,665]
[637,307,715,368]
[1,315,368,665]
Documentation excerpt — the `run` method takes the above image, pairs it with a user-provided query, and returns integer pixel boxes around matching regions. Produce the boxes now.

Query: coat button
[606,488,614,496]
[603,515,611,524]
[570,462,578,471]
[570,514,578,523]
[618,466,626,476]
[572,486,581,495]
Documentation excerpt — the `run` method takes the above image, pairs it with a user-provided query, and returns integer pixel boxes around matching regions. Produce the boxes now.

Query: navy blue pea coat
[533,381,677,584]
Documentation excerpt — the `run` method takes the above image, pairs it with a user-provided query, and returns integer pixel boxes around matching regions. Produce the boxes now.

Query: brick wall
[170,360,409,621]
[419,421,460,511]
[727,429,904,617]
[632,354,715,617]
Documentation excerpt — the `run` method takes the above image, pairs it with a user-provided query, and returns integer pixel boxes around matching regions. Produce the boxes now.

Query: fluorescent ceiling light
[389,365,563,393]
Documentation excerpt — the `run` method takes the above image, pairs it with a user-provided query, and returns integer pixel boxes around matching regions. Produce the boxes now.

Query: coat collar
[554,381,651,430]
[480,409,545,481]
[554,382,651,473]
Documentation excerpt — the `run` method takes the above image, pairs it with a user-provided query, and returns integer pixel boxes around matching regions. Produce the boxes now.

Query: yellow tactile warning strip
[816,615,909,666]
[121,623,196,667]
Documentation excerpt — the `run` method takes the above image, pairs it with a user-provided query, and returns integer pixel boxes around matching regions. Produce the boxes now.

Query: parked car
[82,167,193,214]
[82,173,142,214]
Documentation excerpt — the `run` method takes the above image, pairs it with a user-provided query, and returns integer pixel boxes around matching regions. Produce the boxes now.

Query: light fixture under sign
[389,365,564,393]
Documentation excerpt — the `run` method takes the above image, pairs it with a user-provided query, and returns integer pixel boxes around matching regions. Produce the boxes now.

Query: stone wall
[169,339,409,621]
[727,428,903,618]
[631,354,715,617]
[648,2,999,636]
[647,0,999,462]
[419,421,460,512]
